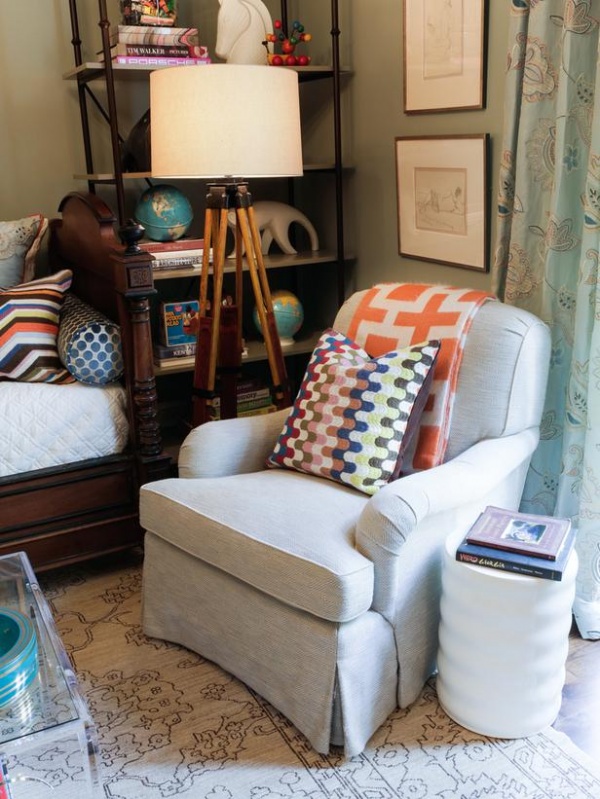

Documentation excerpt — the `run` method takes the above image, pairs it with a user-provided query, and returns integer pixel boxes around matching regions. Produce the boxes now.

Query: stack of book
[142,237,205,271]
[101,25,211,66]
[455,505,575,581]
[208,381,275,420]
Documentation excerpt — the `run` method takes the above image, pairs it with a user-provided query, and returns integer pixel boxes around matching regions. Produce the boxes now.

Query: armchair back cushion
[334,292,550,463]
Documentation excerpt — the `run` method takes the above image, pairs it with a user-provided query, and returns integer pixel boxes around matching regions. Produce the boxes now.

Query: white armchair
[140,286,550,755]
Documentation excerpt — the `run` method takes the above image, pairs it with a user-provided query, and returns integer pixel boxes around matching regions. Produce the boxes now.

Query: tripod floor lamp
[150,65,303,426]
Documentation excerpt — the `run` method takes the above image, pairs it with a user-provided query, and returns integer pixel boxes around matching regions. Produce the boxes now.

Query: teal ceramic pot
[0,608,38,707]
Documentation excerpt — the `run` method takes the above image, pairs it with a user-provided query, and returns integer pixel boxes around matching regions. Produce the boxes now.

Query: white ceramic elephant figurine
[227,201,320,257]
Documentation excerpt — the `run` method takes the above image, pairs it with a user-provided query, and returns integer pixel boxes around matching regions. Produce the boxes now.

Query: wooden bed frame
[0,192,172,571]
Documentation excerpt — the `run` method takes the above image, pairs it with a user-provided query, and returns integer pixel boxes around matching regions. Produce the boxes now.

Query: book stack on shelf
[208,380,275,421]
[101,25,211,66]
[142,237,205,271]
[456,505,575,581]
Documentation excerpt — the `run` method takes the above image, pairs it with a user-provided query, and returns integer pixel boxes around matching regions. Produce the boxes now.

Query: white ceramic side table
[436,531,577,738]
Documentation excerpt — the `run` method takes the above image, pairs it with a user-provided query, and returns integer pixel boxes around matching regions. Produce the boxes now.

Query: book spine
[113,56,211,66]
[113,26,200,46]
[112,43,208,58]
[211,389,272,408]
[152,255,202,269]
[142,238,204,253]
[456,551,562,581]
[153,343,196,359]
[140,13,176,27]
[210,404,277,420]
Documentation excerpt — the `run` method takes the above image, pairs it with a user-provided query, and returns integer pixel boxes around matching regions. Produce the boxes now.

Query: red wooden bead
[297,55,309,66]
[272,55,284,66]
[285,55,297,66]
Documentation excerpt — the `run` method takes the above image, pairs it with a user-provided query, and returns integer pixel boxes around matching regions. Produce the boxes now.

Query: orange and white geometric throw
[346,283,494,472]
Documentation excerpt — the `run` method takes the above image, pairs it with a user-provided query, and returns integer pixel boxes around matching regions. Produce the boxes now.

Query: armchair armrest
[178,408,290,478]
[358,427,540,557]
[356,427,540,709]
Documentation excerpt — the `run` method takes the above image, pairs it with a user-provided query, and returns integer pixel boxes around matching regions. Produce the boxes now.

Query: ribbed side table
[437,531,577,738]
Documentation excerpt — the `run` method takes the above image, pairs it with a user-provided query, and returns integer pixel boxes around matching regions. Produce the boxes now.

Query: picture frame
[395,134,489,272]
[403,0,487,113]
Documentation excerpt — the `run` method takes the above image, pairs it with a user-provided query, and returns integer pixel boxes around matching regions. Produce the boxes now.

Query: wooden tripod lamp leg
[192,186,229,428]
[235,186,291,409]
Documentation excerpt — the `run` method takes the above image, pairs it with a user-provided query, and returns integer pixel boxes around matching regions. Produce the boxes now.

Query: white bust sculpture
[216,0,274,65]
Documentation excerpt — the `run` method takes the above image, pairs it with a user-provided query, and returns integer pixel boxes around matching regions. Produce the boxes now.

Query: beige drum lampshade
[150,64,303,179]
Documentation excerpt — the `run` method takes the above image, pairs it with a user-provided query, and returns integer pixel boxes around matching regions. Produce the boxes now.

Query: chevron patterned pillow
[0,270,75,383]
[267,329,440,495]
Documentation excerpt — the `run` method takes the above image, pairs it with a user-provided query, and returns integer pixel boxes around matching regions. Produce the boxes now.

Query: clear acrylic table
[0,552,98,798]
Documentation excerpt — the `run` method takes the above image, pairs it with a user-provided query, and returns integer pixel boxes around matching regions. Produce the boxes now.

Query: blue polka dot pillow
[58,293,123,385]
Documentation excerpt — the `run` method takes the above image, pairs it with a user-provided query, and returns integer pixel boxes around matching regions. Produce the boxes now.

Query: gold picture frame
[395,134,489,272]
[403,0,487,114]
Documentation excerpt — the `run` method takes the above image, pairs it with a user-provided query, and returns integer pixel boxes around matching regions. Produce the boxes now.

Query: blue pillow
[0,214,48,288]
[58,294,123,385]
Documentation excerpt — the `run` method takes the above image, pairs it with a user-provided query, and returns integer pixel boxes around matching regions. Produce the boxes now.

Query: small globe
[134,184,193,242]
[254,290,304,346]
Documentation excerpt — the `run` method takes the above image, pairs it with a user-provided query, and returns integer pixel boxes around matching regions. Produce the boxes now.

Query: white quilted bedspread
[0,382,129,477]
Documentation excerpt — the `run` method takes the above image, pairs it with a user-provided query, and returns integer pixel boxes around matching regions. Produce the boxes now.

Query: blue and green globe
[134,184,193,242]
[254,290,304,346]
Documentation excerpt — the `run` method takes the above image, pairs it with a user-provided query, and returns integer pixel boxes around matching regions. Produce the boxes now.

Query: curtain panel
[493,0,600,639]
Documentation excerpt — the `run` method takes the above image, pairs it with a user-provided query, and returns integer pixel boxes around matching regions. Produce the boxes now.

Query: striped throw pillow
[0,270,75,383]
[267,329,440,495]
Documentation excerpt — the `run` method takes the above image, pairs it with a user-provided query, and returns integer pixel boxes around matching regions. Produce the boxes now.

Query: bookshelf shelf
[150,249,344,281]
[64,0,350,441]
[154,332,322,376]
[63,61,351,83]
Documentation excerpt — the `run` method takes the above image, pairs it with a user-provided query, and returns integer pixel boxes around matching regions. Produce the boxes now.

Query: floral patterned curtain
[493,0,600,640]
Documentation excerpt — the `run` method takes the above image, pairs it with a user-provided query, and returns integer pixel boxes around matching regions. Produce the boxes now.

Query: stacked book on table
[100,25,211,67]
[455,505,575,581]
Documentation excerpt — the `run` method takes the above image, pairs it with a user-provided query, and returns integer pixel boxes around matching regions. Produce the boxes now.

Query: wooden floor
[553,624,600,760]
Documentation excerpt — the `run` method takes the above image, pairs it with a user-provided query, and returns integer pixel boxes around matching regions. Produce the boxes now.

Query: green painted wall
[1,1,507,294]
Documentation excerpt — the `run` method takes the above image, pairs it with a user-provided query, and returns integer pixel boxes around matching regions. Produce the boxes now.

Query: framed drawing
[403,0,487,113]
[395,134,489,272]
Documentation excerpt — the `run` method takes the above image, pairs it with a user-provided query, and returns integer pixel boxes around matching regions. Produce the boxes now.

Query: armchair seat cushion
[140,469,373,623]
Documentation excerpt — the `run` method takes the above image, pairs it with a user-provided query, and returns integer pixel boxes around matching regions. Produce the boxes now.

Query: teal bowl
[0,609,38,708]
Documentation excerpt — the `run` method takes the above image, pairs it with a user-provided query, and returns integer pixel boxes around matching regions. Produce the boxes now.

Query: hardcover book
[465,505,571,560]
[141,237,204,252]
[113,55,211,66]
[456,524,577,582]
[109,43,209,58]
[153,342,196,361]
[152,256,202,270]
[110,25,201,46]
[159,301,199,346]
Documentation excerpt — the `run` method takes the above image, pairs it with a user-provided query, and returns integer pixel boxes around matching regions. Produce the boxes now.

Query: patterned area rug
[33,552,600,799]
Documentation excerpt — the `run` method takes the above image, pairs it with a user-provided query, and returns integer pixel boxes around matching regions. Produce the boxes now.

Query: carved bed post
[111,222,172,484]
